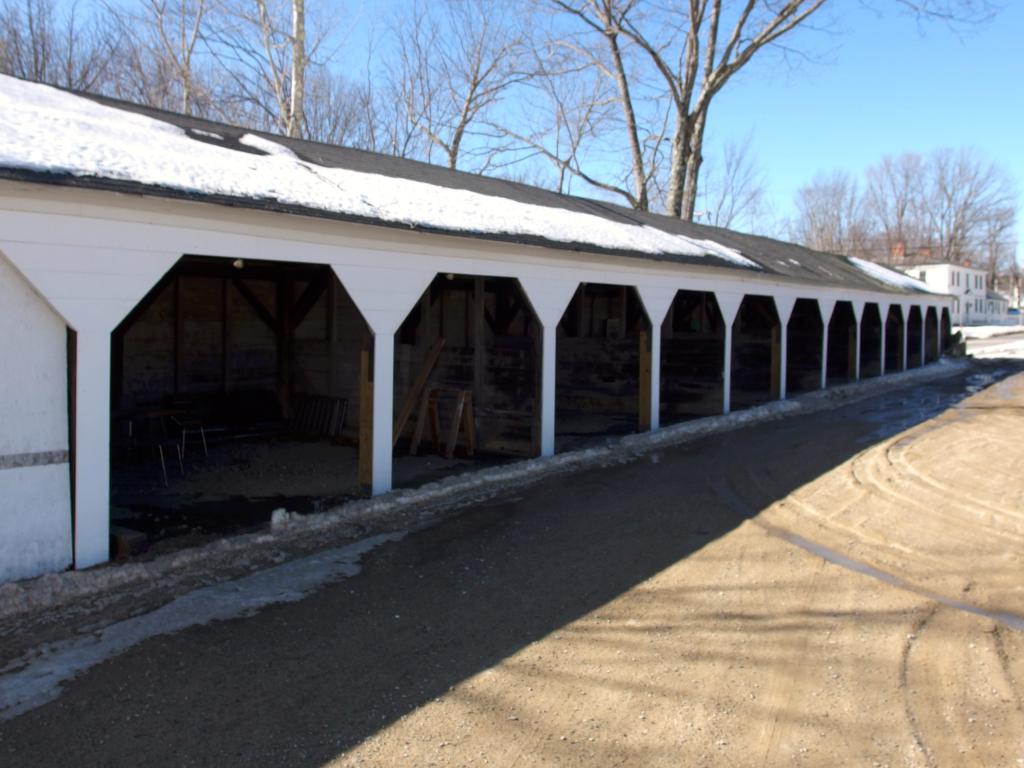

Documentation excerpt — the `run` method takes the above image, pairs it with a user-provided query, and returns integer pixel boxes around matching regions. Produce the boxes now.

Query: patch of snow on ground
[956,323,1024,340]
[0,76,758,269]
[847,256,945,294]
[970,337,1024,359]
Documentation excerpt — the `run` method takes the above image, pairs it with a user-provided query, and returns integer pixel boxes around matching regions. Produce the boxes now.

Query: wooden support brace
[638,329,651,431]
[393,337,447,447]
[770,325,782,399]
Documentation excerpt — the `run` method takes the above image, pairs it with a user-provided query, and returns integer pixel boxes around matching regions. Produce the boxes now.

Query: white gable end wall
[0,251,72,582]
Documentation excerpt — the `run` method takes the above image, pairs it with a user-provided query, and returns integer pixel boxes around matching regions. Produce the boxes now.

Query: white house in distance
[0,75,953,584]
[903,262,1008,325]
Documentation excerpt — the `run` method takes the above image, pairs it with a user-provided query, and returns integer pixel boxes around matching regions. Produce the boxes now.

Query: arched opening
[827,301,857,385]
[885,306,905,372]
[907,306,923,368]
[786,298,823,395]
[941,308,953,354]
[925,307,939,363]
[859,303,883,379]
[110,255,370,555]
[731,295,780,410]
[392,274,540,481]
[556,284,651,448]
[659,290,725,425]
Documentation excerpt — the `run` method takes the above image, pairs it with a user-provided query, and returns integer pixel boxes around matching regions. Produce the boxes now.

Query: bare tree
[490,35,620,195]
[301,65,375,147]
[111,0,212,116]
[530,0,828,216]
[0,0,120,91]
[864,153,929,264]
[694,134,766,230]
[382,0,527,171]
[206,0,315,137]
[925,146,1016,266]
[791,170,871,256]
[795,147,1017,272]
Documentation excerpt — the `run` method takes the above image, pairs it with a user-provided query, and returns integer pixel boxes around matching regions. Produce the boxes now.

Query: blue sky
[703,1,1024,239]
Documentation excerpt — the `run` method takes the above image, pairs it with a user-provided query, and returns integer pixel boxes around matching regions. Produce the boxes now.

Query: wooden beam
[392,337,446,447]
[770,325,781,399]
[638,329,651,431]
[473,277,486,409]
[290,268,330,331]
[114,269,176,336]
[174,276,183,393]
[221,278,230,392]
[326,277,337,394]
[232,278,277,333]
[277,274,293,416]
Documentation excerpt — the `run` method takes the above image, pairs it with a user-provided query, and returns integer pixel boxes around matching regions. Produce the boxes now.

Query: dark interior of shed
[826,301,857,385]
[392,274,540,460]
[925,307,939,363]
[860,303,883,378]
[556,283,650,445]
[660,290,725,425]
[786,298,823,395]
[907,306,924,368]
[108,254,378,555]
[730,295,780,411]
[885,306,905,372]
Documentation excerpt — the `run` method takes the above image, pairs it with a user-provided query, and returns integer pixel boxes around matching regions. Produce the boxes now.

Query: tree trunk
[605,27,648,211]
[288,0,305,138]
[665,113,689,218]
[680,107,708,221]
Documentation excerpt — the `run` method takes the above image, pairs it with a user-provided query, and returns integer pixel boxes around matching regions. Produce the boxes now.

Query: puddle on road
[756,520,1024,632]
[853,368,1011,445]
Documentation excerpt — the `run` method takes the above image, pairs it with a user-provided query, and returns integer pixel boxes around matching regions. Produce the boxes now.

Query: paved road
[1,361,1021,767]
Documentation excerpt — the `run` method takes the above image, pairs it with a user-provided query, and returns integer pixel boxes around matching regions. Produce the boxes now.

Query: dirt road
[1,362,1022,767]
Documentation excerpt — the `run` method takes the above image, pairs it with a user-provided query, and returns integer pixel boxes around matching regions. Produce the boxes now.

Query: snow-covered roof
[0,75,941,296]
[849,257,944,295]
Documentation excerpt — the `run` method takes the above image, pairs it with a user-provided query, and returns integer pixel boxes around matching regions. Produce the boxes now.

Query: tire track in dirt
[994,627,1024,717]
[900,607,939,768]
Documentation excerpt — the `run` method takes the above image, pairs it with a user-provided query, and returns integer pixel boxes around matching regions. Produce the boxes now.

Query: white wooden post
[649,323,662,429]
[773,296,796,401]
[715,293,743,415]
[330,265,435,495]
[851,300,864,382]
[540,323,557,455]
[371,330,395,495]
[517,277,579,457]
[817,298,836,389]
[636,286,677,431]
[73,329,112,567]
[879,303,889,375]
[901,304,910,371]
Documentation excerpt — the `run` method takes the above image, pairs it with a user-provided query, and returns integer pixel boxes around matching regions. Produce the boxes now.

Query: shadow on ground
[1,361,1016,767]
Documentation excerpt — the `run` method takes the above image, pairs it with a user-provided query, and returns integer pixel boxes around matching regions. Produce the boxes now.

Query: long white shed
[0,75,951,583]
